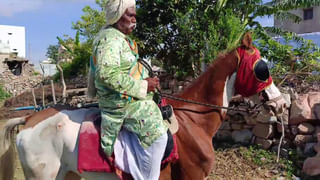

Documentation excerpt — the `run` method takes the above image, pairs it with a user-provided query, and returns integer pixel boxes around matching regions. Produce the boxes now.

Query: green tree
[134,0,246,77]
[72,0,107,44]
[53,32,91,80]
[71,0,246,77]
[46,31,91,80]
[46,31,92,102]
[222,0,320,74]
[46,44,59,62]
[55,42,91,79]
[52,0,320,82]
[134,0,320,79]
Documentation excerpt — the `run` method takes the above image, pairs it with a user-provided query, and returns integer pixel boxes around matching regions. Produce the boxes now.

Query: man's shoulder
[93,27,125,46]
[99,27,125,39]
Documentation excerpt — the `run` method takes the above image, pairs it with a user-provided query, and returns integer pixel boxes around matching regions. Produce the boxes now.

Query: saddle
[77,111,179,179]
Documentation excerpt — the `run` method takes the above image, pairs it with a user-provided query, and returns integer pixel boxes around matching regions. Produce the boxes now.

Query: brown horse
[160,42,239,180]
[0,32,284,180]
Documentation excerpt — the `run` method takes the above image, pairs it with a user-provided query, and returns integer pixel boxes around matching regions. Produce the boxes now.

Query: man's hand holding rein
[145,77,160,92]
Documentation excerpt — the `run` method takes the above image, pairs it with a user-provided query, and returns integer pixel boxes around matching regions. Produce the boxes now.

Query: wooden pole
[51,80,57,105]
[40,64,45,107]
[31,88,37,110]
[56,63,67,104]
[42,84,45,107]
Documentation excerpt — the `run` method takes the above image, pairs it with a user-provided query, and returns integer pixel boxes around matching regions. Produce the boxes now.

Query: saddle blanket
[77,118,179,178]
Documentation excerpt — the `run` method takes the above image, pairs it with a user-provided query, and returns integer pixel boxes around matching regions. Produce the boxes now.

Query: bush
[33,71,40,76]
[53,42,92,81]
[0,85,10,103]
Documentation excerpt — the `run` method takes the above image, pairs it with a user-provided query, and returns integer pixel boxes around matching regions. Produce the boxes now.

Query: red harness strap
[235,47,272,97]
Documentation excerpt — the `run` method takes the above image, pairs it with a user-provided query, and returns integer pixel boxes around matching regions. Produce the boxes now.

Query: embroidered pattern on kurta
[93,27,168,156]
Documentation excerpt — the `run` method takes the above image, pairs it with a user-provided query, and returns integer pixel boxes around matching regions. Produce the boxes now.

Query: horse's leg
[160,163,172,180]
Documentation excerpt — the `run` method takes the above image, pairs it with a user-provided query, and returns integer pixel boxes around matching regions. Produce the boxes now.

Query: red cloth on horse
[78,114,179,179]
[158,98,168,108]
[78,121,114,173]
[162,135,179,165]
[235,47,272,97]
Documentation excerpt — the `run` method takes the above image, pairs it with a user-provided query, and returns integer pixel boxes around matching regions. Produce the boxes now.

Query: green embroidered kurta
[93,27,168,156]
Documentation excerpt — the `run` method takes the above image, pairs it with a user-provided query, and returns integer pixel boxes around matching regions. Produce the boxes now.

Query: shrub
[53,42,92,81]
[0,85,10,103]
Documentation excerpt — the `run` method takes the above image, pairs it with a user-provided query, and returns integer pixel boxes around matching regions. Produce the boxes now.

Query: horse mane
[171,50,239,107]
[171,32,255,108]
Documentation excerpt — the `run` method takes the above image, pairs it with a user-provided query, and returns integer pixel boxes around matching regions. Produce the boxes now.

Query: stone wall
[0,53,9,73]
[216,92,320,148]
[214,90,320,176]
[0,56,42,96]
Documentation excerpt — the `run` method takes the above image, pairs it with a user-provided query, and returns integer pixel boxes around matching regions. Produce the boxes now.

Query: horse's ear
[241,32,253,49]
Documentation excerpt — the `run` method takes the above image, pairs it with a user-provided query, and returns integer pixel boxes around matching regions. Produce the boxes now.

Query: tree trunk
[56,63,67,104]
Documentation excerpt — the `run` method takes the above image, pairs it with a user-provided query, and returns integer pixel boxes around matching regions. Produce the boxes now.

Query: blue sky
[0,0,97,64]
[0,0,273,64]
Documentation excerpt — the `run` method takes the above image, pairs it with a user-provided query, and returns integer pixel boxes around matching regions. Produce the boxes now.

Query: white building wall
[0,25,26,58]
[34,59,57,77]
[274,6,320,34]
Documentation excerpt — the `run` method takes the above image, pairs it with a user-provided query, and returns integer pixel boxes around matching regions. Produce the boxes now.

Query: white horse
[1,107,118,180]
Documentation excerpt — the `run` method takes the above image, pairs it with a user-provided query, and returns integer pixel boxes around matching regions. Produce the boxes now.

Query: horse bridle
[138,59,263,114]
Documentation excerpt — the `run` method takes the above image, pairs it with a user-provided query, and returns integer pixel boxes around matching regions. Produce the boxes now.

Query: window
[13,49,17,51]
[304,8,313,20]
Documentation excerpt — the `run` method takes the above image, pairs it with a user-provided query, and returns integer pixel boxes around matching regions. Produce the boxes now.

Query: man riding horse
[92,0,168,179]
[0,6,288,179]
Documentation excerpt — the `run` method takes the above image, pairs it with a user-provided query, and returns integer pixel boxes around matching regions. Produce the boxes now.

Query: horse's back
[15,107,106,179]
[16,110,67,179]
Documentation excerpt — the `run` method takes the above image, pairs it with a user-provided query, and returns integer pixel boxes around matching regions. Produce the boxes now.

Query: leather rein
[138,59,263,114]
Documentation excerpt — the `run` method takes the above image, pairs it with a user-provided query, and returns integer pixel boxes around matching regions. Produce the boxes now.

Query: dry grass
[209,147,290,180]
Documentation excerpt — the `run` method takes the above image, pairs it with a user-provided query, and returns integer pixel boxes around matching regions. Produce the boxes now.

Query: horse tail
[0,117,26,180]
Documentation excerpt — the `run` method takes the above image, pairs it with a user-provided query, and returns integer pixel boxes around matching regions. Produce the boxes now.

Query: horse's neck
[170,51,238,137]
[180,51,237,101]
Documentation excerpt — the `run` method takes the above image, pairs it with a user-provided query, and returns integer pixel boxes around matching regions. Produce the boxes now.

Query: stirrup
[162,105,179,134]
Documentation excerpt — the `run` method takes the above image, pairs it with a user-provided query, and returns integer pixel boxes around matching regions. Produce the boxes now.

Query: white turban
[105,0,136,26]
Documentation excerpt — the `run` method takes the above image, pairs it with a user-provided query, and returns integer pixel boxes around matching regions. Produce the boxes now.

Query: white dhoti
[114,129,168,180]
